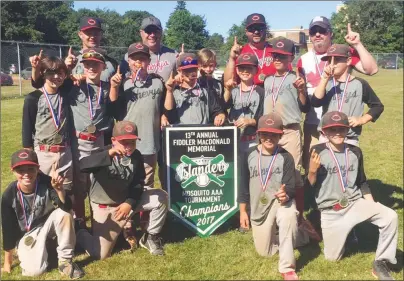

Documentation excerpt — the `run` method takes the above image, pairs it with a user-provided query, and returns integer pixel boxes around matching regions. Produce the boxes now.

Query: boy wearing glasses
[306,111,398,280]
[1,149,84,279]
[223,53,264,153]
[262,38,318,238]
[22,56,74,195]
[311,44,384,146]
[164,53,226,126]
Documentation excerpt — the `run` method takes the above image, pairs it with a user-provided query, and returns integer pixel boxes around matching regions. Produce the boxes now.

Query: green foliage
[331,1,403,53]
[175,1,186,11]
[164,8,209,51]
[205,33,224,51]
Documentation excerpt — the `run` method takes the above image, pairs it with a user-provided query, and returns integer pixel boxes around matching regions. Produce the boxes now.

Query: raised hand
[344,23,361,46]
[309,149,321,173]
[230,36,241,60]
[50,161,65,192]
[322,56,336,79]
[29,49,43,69]
[224,77,237,90]
[179,43,185,55]
[111,65,122,88]
[71,74,87,86]
[293,67,305,91]
[64,47,77,69]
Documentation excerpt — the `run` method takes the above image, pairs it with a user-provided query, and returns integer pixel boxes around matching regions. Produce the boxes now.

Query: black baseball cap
[11,149,40,170]
[309,16,332,31]
[271,37,295,56]
[321,44,351,61]
[128,42,150,57]
[80,48,106,64]
[80,16,103,31]
[113,121,140,141]
[176,53,198,70]
[236,53,258,67]
[246,13,266,28]
[141,16,162,30]
[321,111,350,130]
[257,113,284,134]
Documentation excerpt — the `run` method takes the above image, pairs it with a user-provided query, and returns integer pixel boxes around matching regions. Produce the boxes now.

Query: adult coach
[120,16,177,82]
[223,13,277,85]
[298,16,378,171]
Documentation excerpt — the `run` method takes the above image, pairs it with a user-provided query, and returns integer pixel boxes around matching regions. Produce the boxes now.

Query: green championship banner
[163,126,238,237]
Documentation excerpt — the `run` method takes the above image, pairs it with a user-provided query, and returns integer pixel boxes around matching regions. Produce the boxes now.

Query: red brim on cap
[271,50,293,56]
[114,135,140,141]
[236,62,258,67]
[256,128,283,134]
[80,26,103,31]
[178,65,198,70]
[80,58,106,64]
[322,124,350,130]
[11,162,40,170]
[321,54,349,61]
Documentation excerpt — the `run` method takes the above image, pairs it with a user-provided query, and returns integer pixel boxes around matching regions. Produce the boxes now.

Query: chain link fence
[1,40,402,98]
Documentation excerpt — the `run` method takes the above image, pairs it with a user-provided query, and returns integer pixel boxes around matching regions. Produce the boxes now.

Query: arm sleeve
[208,90,224,120]
[49,185,73,212]
[22,94,39,148]
[351,146,371,195]
[237,150,250,204]
[295,77,311,113]
[349,48,360,66]
[31,76,45,89]
[1,186,22,251]
[125,151,146,208]
[254,87,265,124]
[360,78,384,122]
[80,149,112,173]
[119,56,130,77]
[282,151,296,199]
[310,80,332,108]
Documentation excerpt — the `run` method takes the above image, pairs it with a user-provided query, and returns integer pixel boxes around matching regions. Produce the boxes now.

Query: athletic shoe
[139,233,164,256]
[58,260,85,279]
[281,271,299,280]
[299,219,322,242]
[372,260,395,280]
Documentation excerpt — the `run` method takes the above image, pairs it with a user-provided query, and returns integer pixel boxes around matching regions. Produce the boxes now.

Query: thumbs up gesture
[64,46,78,69]
[230,36,241,60]
[274,184,289,205]
[29,49,43,69]
[344,23,361,46]
[110,65,122,88]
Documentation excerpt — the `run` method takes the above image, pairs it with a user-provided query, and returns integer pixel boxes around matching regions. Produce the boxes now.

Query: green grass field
[1,69,403,280]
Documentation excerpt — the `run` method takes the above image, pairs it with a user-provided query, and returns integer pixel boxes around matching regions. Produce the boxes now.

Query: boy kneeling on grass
[1,149,84,279]
[306,111,398,280]
[238,113,311,281]
[76,120,168,259]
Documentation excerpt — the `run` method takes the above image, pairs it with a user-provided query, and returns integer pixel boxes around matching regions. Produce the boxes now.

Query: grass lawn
[0,75,35,100]
[1,69,403,280]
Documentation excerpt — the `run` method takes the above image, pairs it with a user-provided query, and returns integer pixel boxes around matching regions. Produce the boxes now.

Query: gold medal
[259,73,266,81]
[24,235,34,247]
[260,194,269,205]
[339,196,349,208]
[53,134,63,144]
[87,124,96,134]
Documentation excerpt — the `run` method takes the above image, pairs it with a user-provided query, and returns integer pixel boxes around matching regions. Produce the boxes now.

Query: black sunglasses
[144,26,161,35]
[247,25,266,33]
[309,26,330,36]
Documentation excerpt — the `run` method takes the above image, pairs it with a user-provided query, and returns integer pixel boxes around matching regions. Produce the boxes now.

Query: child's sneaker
[281,271,299,280]
[139,232,164,256]
[58,260,85,279]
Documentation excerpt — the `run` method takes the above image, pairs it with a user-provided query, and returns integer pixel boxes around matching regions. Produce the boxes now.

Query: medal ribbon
[17,180,38,231]
[154,52,160,74]
[239,84,255,111]
[180,82,201,97]
[249,43,267,69]
[313,51,328,77]
[258,146,279,192]
[271,71,289,110]
[326,143,349,192]
[333,73,351,112]
[87,82,102,120]
[42,87,62,129]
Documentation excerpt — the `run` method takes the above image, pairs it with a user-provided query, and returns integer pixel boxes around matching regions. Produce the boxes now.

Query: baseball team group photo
[0,1,403,280]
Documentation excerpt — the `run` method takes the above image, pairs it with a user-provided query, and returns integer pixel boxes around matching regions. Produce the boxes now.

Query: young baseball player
[197,48,223,101]
[263,37,314,232]
[223,53,264,153]
[76,121,168,258]
[22,56,73,194]
[306,111,398,280]
[311,44,384,147]
[1,149,84,278]
[164,53,226,126]
[239,113,310,281]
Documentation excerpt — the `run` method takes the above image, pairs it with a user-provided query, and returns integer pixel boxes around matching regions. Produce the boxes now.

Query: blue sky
[73,1,342,38]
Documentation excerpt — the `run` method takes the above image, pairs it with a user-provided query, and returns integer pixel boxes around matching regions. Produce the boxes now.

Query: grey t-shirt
[71,52,116,83]
[226,85,264,136]
[119,74,165,155]
[312,77,384,139]
[263,72,310,126]
[122,45,177,82]
[68,82,113,133]
[308,143,371,210]
[238,146,295,226]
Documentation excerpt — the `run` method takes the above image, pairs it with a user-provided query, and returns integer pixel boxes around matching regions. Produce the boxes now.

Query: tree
[164,8,209,51]
[331,1,403,53]
[205,33,224,51]
[175,1,186,11]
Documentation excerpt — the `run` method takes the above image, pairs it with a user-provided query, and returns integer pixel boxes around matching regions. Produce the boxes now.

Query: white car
[212,68,224,81]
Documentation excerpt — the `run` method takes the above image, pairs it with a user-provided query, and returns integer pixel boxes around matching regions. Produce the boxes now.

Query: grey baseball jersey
[117,74,166,155]
[306,143,371,210]
[263,72,310,126]
[311,77,384,138]
[71,52,117,83]
[238,146,295,226]
[226,85,264,136]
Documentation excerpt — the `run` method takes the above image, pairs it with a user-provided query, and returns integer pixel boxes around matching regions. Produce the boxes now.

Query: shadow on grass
[368,179,403,210]
[296,242,321,272]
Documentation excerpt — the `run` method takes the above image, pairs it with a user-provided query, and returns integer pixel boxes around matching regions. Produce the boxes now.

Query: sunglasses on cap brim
[81,52,106,63]
[179,59,198,68]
